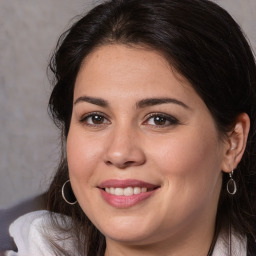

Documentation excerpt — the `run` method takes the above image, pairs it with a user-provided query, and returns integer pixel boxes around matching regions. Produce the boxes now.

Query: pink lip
[98,179,160,208]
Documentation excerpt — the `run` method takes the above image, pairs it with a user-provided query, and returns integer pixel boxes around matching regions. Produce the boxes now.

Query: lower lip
[100,189,157,208]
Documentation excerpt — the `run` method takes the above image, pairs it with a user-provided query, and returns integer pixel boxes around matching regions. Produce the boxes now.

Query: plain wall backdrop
[0,0,255,208]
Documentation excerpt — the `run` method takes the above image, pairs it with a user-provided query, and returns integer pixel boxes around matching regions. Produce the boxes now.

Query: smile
[98,179,160,208]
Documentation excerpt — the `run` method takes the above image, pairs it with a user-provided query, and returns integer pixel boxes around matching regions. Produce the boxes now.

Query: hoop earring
[62,180,77,205]
[227,171,237,195]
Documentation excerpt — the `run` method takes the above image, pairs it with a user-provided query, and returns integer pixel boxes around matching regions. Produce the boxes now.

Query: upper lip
[98,179,159,189]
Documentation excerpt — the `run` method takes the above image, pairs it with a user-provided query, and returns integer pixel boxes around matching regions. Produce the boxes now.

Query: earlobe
[221,113,250,173]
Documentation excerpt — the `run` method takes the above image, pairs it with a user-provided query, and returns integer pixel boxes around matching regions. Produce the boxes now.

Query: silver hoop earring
[227,171,237,195]
[62,180,77,205]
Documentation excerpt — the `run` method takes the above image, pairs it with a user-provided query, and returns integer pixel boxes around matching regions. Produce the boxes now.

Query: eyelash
[79,112,180,127]
[79,112,110,127]
[143,113,180,127]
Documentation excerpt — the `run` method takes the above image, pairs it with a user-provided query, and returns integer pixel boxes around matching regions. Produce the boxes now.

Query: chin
[96,215,161,245]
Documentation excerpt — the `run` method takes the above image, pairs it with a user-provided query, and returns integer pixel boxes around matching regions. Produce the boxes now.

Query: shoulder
[5,211,55,256]
[0,194,46,253]
[9,210,52,242]
[5,210,74,256]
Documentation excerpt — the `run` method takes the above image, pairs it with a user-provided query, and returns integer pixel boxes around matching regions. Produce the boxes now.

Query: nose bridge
[104,121,145,168]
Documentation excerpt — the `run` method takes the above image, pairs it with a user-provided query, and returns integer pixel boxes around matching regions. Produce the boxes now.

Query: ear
[221,113,250,173]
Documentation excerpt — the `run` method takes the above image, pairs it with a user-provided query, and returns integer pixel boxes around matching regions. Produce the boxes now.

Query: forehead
[74,44,201,107]
[78,44,172,82]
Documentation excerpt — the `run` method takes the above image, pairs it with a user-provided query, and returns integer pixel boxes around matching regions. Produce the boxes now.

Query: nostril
[123,161,136,166]
[105,160,112,166]
[104,160,136,168]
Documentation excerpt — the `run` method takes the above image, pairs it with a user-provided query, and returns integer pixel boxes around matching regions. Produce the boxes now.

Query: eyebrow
[136,98,189,109]
[74,96,108,107]
[74,96,189,109]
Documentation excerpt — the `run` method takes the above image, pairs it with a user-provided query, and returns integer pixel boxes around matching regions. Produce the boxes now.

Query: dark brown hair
[47,0,256,255]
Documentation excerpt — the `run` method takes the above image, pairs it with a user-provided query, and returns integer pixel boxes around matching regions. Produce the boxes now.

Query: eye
[80,112,110,126]
[144,113,179,127]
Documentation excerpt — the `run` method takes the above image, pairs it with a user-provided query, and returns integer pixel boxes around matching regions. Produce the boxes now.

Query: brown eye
[81,113,110,126]
[145,114,179,126]
[153,116,168,125]
[91,115,104,124]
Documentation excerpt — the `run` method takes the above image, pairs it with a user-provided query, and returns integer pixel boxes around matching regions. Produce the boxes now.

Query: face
[67,44,226,247]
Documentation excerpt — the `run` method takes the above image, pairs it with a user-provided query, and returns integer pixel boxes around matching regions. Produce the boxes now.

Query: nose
[104,125,146,169]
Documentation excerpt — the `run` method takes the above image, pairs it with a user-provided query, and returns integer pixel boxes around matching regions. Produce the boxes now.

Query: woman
[5,0,256,255]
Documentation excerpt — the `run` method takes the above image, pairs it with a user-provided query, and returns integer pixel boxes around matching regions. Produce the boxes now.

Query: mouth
[98,179,160,208]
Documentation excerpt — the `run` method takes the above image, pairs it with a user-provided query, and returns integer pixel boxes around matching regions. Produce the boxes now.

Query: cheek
[149,126,223,196]
[66,130,106,219]
[146,129,223,231]
[67,126,100,175]
[66,126,103,203]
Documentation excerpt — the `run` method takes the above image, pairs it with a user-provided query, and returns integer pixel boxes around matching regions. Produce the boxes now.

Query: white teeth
[124,187,133,196]
[110,187,115,195]
[105,187,148,196]
[115,188,124,196]
[134,187,141,194]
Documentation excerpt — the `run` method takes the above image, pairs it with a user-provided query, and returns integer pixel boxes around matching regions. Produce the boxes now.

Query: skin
[67,44,249,256]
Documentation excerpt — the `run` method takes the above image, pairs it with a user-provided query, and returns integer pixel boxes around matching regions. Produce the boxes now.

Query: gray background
[0,0,255,209]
